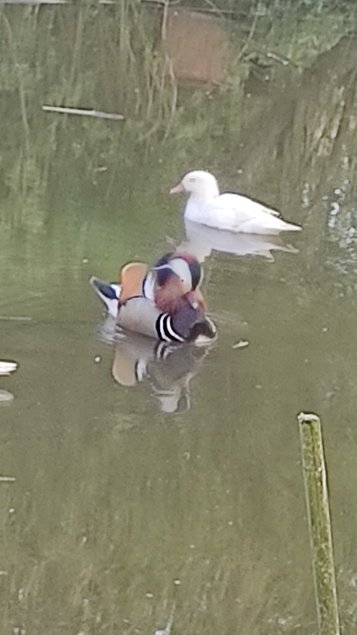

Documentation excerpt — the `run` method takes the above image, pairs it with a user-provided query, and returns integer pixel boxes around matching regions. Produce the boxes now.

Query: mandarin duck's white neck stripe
[156,314,185,343]
[142,272,155,300]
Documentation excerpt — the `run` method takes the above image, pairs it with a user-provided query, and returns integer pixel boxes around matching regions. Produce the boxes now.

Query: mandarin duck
[90,252,216,344]
[170,170,302,235]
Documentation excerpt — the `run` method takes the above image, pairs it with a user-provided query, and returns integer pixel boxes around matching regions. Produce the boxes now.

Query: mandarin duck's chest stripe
[156,314,185,343]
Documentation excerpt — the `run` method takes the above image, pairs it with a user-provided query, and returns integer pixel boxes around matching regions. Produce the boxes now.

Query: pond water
[0,7,357,635]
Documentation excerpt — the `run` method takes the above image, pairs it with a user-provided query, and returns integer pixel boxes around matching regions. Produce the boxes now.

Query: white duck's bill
[170,182,185,194]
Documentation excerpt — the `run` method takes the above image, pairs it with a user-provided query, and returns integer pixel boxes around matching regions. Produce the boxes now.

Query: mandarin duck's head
[154,252,202,290]
[153,252,206,314]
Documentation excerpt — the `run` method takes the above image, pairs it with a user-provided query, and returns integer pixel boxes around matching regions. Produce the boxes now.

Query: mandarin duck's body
[90,252,216,344]
[170,170,302,235]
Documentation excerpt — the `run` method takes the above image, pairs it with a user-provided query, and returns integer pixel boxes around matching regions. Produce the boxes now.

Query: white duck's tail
[90,277,121,318]
[275,219,302,232]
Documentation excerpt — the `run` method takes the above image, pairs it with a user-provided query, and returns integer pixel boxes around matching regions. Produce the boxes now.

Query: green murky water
[0,7,357,635]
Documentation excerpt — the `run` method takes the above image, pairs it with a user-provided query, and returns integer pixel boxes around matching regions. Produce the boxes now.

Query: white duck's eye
[189,177,196,183]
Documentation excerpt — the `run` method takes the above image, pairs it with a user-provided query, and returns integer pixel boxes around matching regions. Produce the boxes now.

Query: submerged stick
[0,316,32,321]
[297,412,340,635]
[3,1,67,4]
[42,105,125,121]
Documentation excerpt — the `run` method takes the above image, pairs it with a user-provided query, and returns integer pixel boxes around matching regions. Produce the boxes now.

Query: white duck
[170,170,302,235]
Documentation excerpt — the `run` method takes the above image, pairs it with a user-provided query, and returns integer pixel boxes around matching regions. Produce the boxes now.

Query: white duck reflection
[180,219,299,262]
[112,331,211,414]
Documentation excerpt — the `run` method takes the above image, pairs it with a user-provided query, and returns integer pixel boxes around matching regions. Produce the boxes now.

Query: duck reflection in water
[181,219,300,263]
[112,332,212,413]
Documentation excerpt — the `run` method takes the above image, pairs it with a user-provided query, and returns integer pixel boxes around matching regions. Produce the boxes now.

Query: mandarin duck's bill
[112,332,211,413]
[90,252,217,344]
[170,170,302,235]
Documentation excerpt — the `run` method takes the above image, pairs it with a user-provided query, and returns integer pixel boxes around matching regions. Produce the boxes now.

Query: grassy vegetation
[0,0,355,149]
[0,0,356,231]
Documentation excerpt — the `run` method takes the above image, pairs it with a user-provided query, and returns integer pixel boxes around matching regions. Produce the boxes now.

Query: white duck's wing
[196,193,301,235]
[205,193,280,227]
[219,193,280,216]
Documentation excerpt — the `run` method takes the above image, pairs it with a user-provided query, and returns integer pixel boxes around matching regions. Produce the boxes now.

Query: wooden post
[297,412,340,635]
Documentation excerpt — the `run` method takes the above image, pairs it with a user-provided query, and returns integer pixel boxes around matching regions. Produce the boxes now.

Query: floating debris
[0,476,16,483]
[4,0,67,3]
[232,340,249,349]
[42,105,124,121]
[0,361,18,376]
[0,390,14,403]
